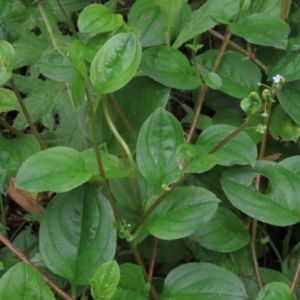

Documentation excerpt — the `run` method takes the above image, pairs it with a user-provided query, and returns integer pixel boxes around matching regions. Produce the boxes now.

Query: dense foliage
[0,0,300,299]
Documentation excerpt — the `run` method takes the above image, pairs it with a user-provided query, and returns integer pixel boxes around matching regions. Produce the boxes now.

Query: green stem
[103,95,144,212]
[282,226,293,260]
[55,0,79,39]
[9,79,46,150]
[85,89,122,224]
[112,0,118,13]
[291,256,300,296]
[71,284,76,299]
[0,194,7,237]
[187,26,231,142]
[281,0,288,21]
[148,238,158,282]
[0,117,24,137]
[251,219,263,288]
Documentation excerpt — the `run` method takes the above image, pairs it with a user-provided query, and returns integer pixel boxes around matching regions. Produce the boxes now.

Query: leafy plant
[0,0,300,299]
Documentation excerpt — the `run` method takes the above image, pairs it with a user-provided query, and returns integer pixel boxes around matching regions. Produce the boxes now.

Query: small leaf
[0,40,15,85]
[190,207,250,253]
[221,161,300,226]
[136,108,185,191]
[0,87,21,113]
[160,262,248,299]
[139,46,200,90]
[40,184,117,285]
[146,186,219,240]
[196,124,257,166]
[240,92,262,118]
[90,33,142,94]
[230,14,290,49]
[71,71,86,107]
[78,4,123,34]
[256,282,292,300]
[16,147,93,193]
[203,72,222,89]
[91,261,120,300]
[0,262,55,300]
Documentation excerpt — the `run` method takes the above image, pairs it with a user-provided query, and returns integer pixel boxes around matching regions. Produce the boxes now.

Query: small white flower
[273,74,281,83]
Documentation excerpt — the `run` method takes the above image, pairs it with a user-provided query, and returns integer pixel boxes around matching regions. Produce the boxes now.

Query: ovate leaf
[196,124,257,166]
[230,14,290,49]
[40,184,117,285]
[0,87,21,112]
[136,108,185,191]
[190,207,250,253]
[139,46,200,90]
[0,262,55,300]
[221,161,300,226]
[256,282,292,300]
[78,4,123,34]
[91,261,120,300]
[90,33,142,94]
[145,186,219,240]
[0,40,14,85]
[160,262,248,299]
[15,147,93,193]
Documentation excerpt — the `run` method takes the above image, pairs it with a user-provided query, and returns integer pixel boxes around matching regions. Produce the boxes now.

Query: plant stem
[281,0,288,21]
[103,95,144,212]
[148,238,158,282]
[85,89,122,224]
[55,0,79,39]
[291,256,300,295]
[0,233,73,300]
[187,26,231,142]
[71,284,76,299]
[208,29,266,71]
[112,0,118,13]
[0,118,24,137]
[0,194,7,236]
[9,79,46,150]
[251,219,263,288]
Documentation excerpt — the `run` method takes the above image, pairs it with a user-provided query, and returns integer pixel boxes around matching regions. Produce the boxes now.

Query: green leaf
[128,0,191,47]
[256,282,292,300]
[91,33,142,94]
[230,14,290,49]
[0,87,21,112]
[81,147,131,181]
[71,71,86,108]
[0,134,40,194]
[78,4,123,34]
[267,52,300,82]
[277,81,300,125]
[0,40,14,85]
[176,143,218,174]
[203,72,222,89]
[111,264,148,300]
[15,147,93,193]
[0,262,55,300]
[146,186,219,240]
[38,48,76,82]
[40,184,117,285]
[221,161,300,226]
[279,156,300,178]
[196,124,257,166]
[173,0,240,49]
[91,261,120,300]
[250,0,290,18]
[196,50,261,98]
[136,108,185,191]
[240,92,262,118]
[160,262,248,299]
[139,46,200,90]
[269,105,300,142]
[190,207,250,253]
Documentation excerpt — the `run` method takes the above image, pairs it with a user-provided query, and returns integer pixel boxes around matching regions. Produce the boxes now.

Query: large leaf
[78,4,123,34]
[136,108,185,191]
[139,46,200,90]
[0,134,40,194]
[128,0,191,47]
[230,14,290,49]
[190,207,250,253]
[111,264,148,300]
[15,147,93,193]
[256,282,292,300]
[0,87,21,113]
[160,262,248,299]
[173,0,240,49]
[196,124,257,166]
[40,184,117,285]
[0,262,55,300]
[0,40,15,85]
[196,50,261,98]
[91,261,120,300]
[90,33,142,94]
[277,81,300,125]
[221,161,300,226]
[145,186,219,240]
